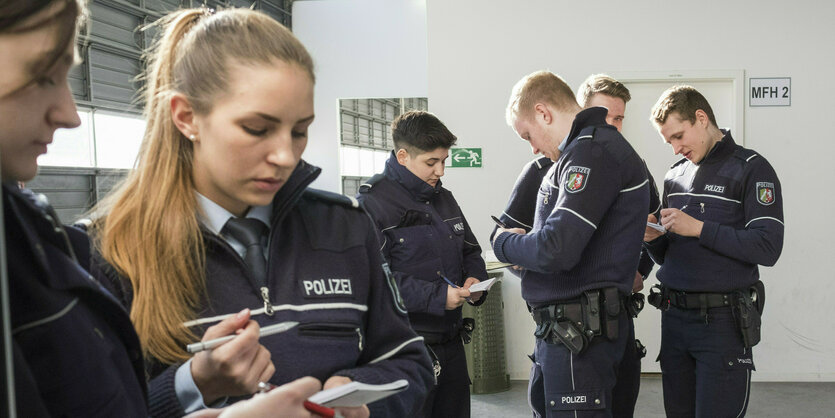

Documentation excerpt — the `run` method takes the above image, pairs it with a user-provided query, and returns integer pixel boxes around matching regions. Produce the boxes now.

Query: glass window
[338,97,427,195]
[39,109,94,167]
[94,111,146,169]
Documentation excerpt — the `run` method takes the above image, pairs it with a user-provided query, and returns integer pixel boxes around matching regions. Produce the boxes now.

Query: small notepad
[468,277,498,293]
[308,379,409,408]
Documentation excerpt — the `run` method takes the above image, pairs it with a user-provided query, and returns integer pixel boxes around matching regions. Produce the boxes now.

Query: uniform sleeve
[493,142,622,272]
[637,164,662,277]
[147,365,187,418]
[643,179,670,265]
[699,158,784,266]
[460,211,488,282]
[333,216,433,416]
[499,159,551,232]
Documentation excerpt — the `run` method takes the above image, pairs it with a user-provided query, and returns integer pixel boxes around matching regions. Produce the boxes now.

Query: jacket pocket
[298,322,364,351]
[388,224,438,268]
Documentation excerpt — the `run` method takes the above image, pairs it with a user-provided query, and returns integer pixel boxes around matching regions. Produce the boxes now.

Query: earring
[189,134,196,141]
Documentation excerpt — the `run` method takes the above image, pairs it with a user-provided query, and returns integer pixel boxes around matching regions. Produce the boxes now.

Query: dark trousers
[528,313,629,418]
[611,318,641,418]
[659,306,753,418]
[419,338,470,418]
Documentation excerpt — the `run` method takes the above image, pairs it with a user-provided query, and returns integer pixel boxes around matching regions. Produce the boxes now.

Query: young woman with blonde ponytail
[90,7,432,418]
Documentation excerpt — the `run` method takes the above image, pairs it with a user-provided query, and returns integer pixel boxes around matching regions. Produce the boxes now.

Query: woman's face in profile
[0,3,80,182]
[187,61,314,216]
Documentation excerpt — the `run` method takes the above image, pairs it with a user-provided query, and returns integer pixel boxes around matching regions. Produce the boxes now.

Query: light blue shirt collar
[195,192,272,234]
[195,192,272,258]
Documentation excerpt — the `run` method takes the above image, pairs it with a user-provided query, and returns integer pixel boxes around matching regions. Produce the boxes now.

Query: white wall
[296,0,835,382]
[427,0,835,381]
[293,0,428,192]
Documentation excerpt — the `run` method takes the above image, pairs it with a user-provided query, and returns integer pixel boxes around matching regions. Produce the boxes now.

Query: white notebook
[308,379,409,408]
[468,277,498,293]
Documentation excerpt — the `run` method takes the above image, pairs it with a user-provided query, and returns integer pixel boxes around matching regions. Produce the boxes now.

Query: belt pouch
[583,290,602,337]
[602,287,621,341]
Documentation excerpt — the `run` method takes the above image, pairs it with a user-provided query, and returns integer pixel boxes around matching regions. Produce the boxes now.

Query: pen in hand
[186,321,298,353]
[440,274,459,288]
[491,215,508,229]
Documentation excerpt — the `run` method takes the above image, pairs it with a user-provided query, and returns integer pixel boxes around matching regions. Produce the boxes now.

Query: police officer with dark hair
[644,85,784,417]
[357,110,488,418]
[494,70,649,417]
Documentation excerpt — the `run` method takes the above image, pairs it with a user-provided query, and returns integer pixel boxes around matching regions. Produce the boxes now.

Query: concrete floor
[471,376,835,417]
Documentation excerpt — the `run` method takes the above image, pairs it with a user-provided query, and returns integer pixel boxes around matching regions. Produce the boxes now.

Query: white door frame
[609,69,746,145]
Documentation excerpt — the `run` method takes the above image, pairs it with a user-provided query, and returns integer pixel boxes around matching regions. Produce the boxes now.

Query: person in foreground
[87,7,431,418]
[0,0,147,415]
[357,111,487,418]
[1,1,390,417]
[643,85,784,417]
[576,74,660,417]
[492,70,649,417]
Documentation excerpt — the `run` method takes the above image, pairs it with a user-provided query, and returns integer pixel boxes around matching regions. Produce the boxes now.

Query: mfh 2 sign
[750,77,790,107]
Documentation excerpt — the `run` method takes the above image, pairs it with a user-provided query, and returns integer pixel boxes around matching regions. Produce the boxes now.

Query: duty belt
[668,290,732,309]
[530,287,625,354]
[649,284,733,310]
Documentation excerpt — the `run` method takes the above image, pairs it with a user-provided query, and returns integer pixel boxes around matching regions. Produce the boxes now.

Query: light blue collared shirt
[175,192,273,413]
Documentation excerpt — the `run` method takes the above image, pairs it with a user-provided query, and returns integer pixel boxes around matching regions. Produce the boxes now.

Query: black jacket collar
[269,159,321,225]
[383,151,441,202]
[562,107,609,149]
[699,129,735,165]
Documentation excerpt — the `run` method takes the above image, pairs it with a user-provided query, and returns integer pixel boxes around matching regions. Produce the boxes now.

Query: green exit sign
[449,148,482,167]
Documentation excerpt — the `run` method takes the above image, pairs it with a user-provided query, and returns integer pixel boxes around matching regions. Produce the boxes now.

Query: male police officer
[576,74,660,417]
[357,111,488,418]
[493,70,649,417]
[644,86,784,417]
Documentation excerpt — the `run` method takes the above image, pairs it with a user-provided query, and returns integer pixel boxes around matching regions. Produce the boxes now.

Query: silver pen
[186,321,299,353]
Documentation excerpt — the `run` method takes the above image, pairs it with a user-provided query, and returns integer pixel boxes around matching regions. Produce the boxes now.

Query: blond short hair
[506,70,579,125]
[576,74,631,107]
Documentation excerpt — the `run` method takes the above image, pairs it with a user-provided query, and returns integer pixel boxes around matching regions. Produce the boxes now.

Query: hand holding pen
[190,309,277,403]
[441,275,471,310]
[490,215,526,246]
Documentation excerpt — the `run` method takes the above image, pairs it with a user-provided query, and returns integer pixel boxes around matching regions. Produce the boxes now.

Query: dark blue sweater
[357,153,489,341]
[492,108,649,305]
[492,147,660,280]
[644,131,784,292]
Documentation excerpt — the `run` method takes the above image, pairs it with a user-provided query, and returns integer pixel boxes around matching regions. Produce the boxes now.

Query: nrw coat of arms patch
[564,166,591,193]
[756,182,775,205]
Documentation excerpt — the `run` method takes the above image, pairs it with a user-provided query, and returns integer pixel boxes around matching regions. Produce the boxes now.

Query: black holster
[626,293,645,318]
[461,318,475,344]
[733,281,765,348]
[648,284,669,310]
[532,287,623,355]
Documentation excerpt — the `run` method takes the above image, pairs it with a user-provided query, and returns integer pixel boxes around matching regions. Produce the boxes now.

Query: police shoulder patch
[564,166,591,193]
[756,182,775,205]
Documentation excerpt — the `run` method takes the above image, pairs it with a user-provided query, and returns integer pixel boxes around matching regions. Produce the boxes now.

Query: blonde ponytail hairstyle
[92,7,314,364]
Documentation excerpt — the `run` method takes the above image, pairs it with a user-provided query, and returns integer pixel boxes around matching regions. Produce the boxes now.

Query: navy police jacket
[644,130,784,292]
[357,153,489,341]
[492,151,660,280]
[492,107,650,305]
[5,183,147,417]
[93,161,432,418]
